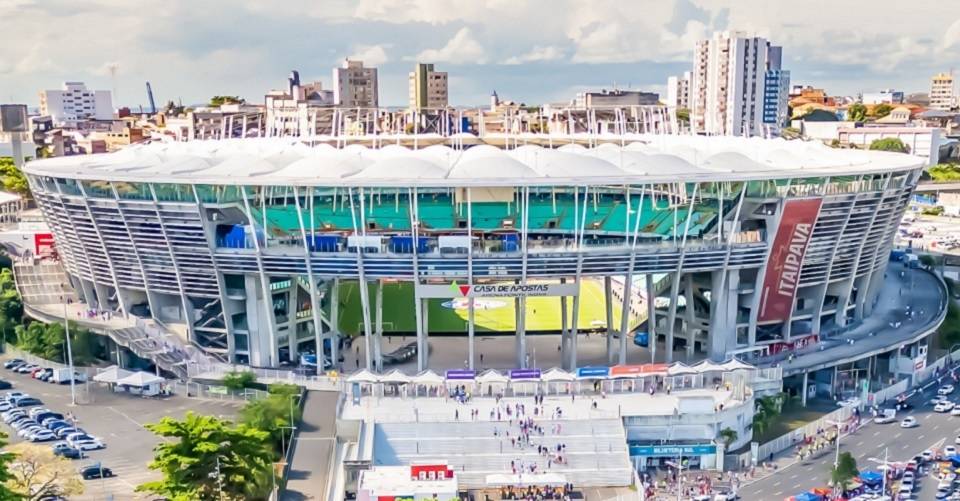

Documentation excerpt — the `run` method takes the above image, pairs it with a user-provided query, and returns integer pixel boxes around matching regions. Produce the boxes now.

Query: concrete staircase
[373,418,633,488]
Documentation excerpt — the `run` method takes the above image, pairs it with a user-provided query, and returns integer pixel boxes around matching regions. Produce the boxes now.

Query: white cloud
[503,46,565,65]
[414,27,486,64]
[348,44,390,66]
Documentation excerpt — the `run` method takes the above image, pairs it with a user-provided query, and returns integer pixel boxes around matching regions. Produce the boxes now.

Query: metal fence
[169,381,270,403]
[754,405,856,464]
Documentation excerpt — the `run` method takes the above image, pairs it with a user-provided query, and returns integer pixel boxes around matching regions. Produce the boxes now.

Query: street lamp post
[826,418,844,467]
[63,302,76,406]
[868,447,891,496]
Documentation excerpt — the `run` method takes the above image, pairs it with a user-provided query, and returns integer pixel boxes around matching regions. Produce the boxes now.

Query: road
[739,373,960,500]
[282,390,339,501]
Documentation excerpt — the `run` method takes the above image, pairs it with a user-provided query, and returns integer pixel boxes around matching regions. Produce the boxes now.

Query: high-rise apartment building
[39,82,113,126]
[666,72,691,110]
[762,69,790,135]
[930,72,954,111]
[408,63,448,110]
[333,60,379,108]
[690,32,786,137]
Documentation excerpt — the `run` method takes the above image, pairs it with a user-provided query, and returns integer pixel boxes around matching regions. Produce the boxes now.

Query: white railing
[755,405,855,463]
[868,379,909,407]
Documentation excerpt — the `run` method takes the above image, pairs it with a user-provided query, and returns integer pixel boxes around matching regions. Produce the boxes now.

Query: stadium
[21,133,924,374]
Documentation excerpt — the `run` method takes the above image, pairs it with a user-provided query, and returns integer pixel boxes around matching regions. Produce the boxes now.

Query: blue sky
[2,0,960,108]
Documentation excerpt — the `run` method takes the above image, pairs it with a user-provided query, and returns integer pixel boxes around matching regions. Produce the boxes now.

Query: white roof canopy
[541,368,575,382]
[411,370,445,385]
[379,369,412,384]
[347,369,379,383]
[115,371,164,387]
[24,135,923,187]
[92,365,133,384]
[476,369,509,384]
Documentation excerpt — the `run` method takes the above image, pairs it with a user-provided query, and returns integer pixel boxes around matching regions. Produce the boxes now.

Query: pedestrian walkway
[283,390,339,501]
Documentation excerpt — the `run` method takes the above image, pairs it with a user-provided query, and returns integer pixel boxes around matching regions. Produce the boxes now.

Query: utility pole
[63,301,76,406]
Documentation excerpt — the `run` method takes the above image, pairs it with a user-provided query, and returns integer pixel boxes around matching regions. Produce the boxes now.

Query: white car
[901,416,919,428]
[923,450,935,462]
[955,434,960,445]
[940,384,956,395]
[875,412,897,424]
[945,446,958,457]
[71,438,105,451]
[838,398,862,408]
[936,401,955,413]
[951,408,960,417]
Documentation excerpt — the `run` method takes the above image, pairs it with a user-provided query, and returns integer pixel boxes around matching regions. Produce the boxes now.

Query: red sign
[409,464,452,480]
[34,233,54,257]
[610,364,669,376]
[758,198,822,323]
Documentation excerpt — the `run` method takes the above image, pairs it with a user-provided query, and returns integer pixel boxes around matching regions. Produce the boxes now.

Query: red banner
[758,198,822,323]
[34,233,54,256]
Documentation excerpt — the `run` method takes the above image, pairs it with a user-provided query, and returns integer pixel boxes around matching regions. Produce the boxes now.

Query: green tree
[209,96,245,107]
[929,163,960,182]
[0,269,22,344]
[6,442,83,500]
[751,393,785,437]
[830,451,859,493]
[871,103,893,119]
[869,137,909,153]
[0,431,21,500]
[919,254,939,269]
[718,427,738,448]
[847,103,867,122]
[676,108,690,124]
[0,158,29,197]
[222,371,255,391]
[239,385,302,457]
[137,412,274,501]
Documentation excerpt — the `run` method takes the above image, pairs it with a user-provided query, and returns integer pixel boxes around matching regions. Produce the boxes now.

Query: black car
[80,465,113,480]
[895,401,915,412]
[2,360,23,370]
[0,380,13,390]
[14,398,42,408]
[53,446,83,460]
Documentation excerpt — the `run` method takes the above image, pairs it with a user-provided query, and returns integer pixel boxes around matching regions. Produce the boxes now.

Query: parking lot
[0,356,245,500]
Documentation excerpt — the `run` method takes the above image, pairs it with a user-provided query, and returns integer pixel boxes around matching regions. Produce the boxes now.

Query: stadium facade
[22,134,924,371]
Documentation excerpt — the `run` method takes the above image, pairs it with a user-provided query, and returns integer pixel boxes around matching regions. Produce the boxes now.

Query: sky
[2,0,960,109]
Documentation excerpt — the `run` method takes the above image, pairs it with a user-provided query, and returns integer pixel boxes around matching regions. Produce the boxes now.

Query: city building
[762,69,791,136]
[408,63,448,111]
[264,70,337,137]
[861,89,905,105]
[333,60,379,108]
[356,463,458,500]
[689,31,785,136]
[789,86,836,107]
[666,72,691,110]
[838,126,942,166]
[23,131,923,371]
[39,82,113,126]
[930,72,955,111]
[571,89,659,109]
[164,104,265,141]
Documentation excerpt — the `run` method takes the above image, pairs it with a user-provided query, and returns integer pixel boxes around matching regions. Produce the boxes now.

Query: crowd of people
[495,483,573,500]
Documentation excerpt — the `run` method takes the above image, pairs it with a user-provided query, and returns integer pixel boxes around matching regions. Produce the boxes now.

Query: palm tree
[719,427,738,448]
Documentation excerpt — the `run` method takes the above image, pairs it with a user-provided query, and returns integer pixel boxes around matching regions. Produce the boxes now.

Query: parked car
[901,416,919,428]
[28,429,55,442]
[3,359,24,370]
[0,380,14,390]
[79,464,113,480]
[14,398,42,408]
[15,364,38,374]
[71,439,105,451]
[940,384,955,396]
[33,368,52,381]
[53,445,83,459]
[54,427,83,439]
[935,401,955,413]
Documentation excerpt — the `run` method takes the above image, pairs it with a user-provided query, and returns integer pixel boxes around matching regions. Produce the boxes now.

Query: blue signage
[509,369,541,380]
[576,366,610,379]
[628,444,717,457]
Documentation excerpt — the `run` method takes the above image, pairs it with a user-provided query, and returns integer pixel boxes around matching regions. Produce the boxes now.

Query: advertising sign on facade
[628,444,717,457]
[417,281,580,299]
[758,198,823,323]
[575,366,610,379]
[445,370,476,380]
[508,369,541,380]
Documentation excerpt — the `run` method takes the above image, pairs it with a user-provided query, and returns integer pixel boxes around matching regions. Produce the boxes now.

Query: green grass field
[336,279,641,336]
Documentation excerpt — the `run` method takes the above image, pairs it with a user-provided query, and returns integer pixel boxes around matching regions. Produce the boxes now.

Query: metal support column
[801,371,809,407]
[375,279,383,372]
[647,274,657,363]
[604,276,615,364]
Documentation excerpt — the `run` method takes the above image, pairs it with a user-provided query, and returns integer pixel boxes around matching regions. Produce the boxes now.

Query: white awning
[541,368,575,382]
[379,369,411,384]
[115,371,164,387]
[476,369,509,384]
[347,369,380,383]
[667,363,697,376]
[692,360,726,373]
[721,358,756,371]
[92,365,133,384]
[485,473,567,487]
[411,370,445,385]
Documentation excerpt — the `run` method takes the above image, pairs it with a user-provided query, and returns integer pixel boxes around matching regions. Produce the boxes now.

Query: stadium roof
[24,134,924,187]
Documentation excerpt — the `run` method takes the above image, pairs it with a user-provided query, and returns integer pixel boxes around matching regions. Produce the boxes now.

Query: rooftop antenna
[107,63,119,107]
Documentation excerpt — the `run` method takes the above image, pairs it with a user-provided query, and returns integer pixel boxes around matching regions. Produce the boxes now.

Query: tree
[676,108,690,125]
[137,412,274,501]
[0,432,20,500]
[919,254,939,269]
[209,96,244,107]
[847,103,868,122]
[869,137,909,153]
[239,385,302,458]
[751,393,785,436]
[929,163,960,182]
[222,371,255,391]
[5,442,84,500]
[830,451,859,493]
[871,103,893,119]
[718,427,738,448]
[0,158,29,197]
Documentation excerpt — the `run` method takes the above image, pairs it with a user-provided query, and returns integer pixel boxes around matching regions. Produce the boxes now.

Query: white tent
[692,360,726,373]
[380,369,411,384]
[476,369,509,384]
[116,371,164,387]
[411,370,445,385]
[541,368,575,382]
[721,358,756,371]
[667,363,696,376]
[347,369,380,384]
[484,472,567,487]
[93,365,133,384]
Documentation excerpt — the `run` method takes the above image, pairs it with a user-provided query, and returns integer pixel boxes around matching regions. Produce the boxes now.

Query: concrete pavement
[282,390,339,501]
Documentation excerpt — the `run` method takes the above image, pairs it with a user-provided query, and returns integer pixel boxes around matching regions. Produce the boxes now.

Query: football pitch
[335,279,641,335]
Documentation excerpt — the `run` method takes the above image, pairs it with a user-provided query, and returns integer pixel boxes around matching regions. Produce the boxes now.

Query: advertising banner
[628,444,717,457]
[508,368,541,380]
[575,366,610,379]
[417,281,580,299]
[444,370,476,380]
[758,198,823,323]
